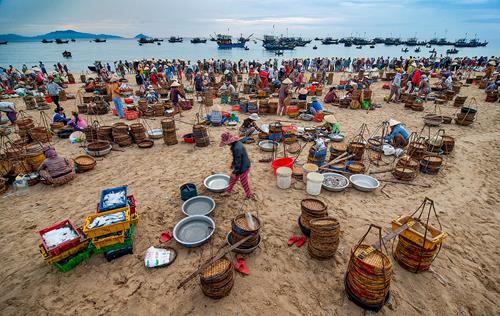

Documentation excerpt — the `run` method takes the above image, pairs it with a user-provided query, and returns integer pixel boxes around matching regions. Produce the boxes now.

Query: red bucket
[271,157,293,174]
[44,95,53,103]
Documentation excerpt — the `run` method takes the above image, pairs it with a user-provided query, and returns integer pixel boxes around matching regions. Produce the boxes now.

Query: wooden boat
[0,41,7,45]
[41,39,53,43]
[55,39,69,44]
[93,38,106,43]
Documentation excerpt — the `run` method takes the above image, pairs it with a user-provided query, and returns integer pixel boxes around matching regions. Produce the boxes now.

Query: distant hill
[0,30,123,42]
[134,34,150,39]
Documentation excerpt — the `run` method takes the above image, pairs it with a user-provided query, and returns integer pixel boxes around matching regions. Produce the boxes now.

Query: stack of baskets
[394,235,440,273]
[407,138,427,161]
[348,141,365,161]
[485,91,498,103]
[230,213,261,252]
[199,257,234,299]
[299,199,327,235]
[453,95,467,107]
[420,154,443,175]
[330,143,347,160]
[404,94,416,108]
[112,123,132,147]
[393,155,419,181]
[307,146,327,167]
[268,100,278,114]
[441,135,455,154]
[83,126,98,142]
[24,144,45,171]
[153,103,165,116]
[161,119,178,146]
[308,217,340,260]
[411,98,424,111]
[24,96,37,110]
[258,99,270,114]
[345,225,392,311]
[0,178,7,194]
[17,116,35,141]
[97,126,113,142]
[29,127,52,143]
[455,106,476,126]
[129,123,148,143]
[193,124,210,147]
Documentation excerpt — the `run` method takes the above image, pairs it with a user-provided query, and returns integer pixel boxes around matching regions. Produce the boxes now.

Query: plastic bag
[144,246,173,268]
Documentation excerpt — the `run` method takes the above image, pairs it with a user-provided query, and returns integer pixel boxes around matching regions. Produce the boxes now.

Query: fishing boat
[402,47,409,53]
[313,45,318,50]
[355,45,362,49]
[415,47,421,53]
[426,43,432,48]
[244,46,249,50]
[41,39,53,43]
[369,45,375,48]
[352,37,371,46]
[153,38,164,42]
[217,34,251,49]
[138,37,154,44]
[263,42,295,50]
[321,37,338,45]
[168,36,183,43]
[157,42,161,45]
[0,41,7,45]
[191,37,207,44]
[372,37,385,44]
[275,50,284,56]
[314,37,322,41]
[344,41,352,47]
[447,48,459,54]
[293,37,311,47]
[93,38,106,43]
[429,49,436,54]
[62,51,72,58]
[385,37,401,45]
[405,37,418,46]
[436,38,452,46]
[55,39,69,44]
[70,39,76,42]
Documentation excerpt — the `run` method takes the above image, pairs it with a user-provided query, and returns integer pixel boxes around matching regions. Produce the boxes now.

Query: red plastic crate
[96,195,136,216]
[38,219,82,257]
[124,110,139,120]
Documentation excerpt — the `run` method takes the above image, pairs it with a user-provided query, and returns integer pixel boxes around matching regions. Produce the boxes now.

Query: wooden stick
[369,168,394,175]
[177,235,253,289]
[377,178,431,188]
[318,167,354,176]
[381,184,391,198]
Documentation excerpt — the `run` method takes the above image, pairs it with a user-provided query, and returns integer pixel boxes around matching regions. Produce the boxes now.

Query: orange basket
[124,110,139,120]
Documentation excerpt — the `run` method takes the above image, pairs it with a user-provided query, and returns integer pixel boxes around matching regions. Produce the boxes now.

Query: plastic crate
[53,248,91,272]
[92,230,125,249]
[39,240,90,265]
[98,186,128,212]
[125,110,139,120]
[83,207,131,238]
[131,213,139,225]
[96,195,135,215]
[90,225,134,254]
[38,219,82,257]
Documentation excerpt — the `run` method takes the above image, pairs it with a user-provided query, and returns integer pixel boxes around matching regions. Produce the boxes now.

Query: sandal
[296,235,307,248]
[159,230,173,243]
[233,255,250,275]
[288,235,300,246]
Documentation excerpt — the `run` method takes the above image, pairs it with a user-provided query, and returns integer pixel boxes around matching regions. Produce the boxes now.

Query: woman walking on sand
[220,132,253,199]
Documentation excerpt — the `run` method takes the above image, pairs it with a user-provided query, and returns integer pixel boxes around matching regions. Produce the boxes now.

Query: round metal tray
[204,174,230,193]
[173,215,215,248]
[181,196,215,216]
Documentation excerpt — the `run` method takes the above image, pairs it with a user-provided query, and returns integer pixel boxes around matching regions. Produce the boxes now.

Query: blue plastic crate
[98,185,129,212]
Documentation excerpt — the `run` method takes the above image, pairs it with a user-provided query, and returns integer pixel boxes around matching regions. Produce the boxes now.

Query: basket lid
[233,213,261,231]
[301,198,327,212]
[352,244,392,270]
[310,217,339,230]
[201,257,231,279]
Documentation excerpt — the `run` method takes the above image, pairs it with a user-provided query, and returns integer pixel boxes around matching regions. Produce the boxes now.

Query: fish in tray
[42,225,79,248]
[102,191,126,208]
[88,212,126,229]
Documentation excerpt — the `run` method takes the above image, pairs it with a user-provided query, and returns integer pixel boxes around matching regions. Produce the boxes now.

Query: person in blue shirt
[52,107,69,124]
[386,119,409,148]
[309,96,323,114]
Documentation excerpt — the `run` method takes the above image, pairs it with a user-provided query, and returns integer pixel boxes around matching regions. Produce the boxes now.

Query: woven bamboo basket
[199,257,234,299]
[441,135,455,154]
[394,235,439,272]
[308,217,340,260]
[74,155,96,173]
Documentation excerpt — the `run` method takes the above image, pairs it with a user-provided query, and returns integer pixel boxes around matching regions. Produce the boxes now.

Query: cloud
[211,16,344,26]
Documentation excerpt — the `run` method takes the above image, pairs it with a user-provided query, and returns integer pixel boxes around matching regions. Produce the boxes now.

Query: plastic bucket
[276,167,292,189]
[306,172,324,196]
[302,163,319,184]
[180,183,197,201]
[271,157,293,174]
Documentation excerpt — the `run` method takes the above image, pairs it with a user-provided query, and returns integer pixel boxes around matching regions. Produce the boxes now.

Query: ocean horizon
[0,38,498,72]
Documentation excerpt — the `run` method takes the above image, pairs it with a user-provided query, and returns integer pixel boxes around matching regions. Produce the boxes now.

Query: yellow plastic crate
[131,213,139,225]
[83,207,130,238]
[92,230,125,249]
[391,215,447,250]
[39,240,90,265]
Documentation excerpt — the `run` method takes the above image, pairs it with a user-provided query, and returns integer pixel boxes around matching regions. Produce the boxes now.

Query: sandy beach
[1,72,499,316]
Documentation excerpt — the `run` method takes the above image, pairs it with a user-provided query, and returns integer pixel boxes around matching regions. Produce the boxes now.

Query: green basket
[53,248,91,272]
[90,224,134,254]
[361,100,370,110]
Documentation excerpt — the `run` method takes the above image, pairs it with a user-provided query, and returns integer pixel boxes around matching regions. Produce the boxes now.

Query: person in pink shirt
[67,112,87,131]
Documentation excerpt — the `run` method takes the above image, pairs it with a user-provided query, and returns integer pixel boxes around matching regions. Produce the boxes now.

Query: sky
[0,0,499,41]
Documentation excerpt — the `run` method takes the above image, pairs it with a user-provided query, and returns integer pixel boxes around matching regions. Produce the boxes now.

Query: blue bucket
[180,183,197,201]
